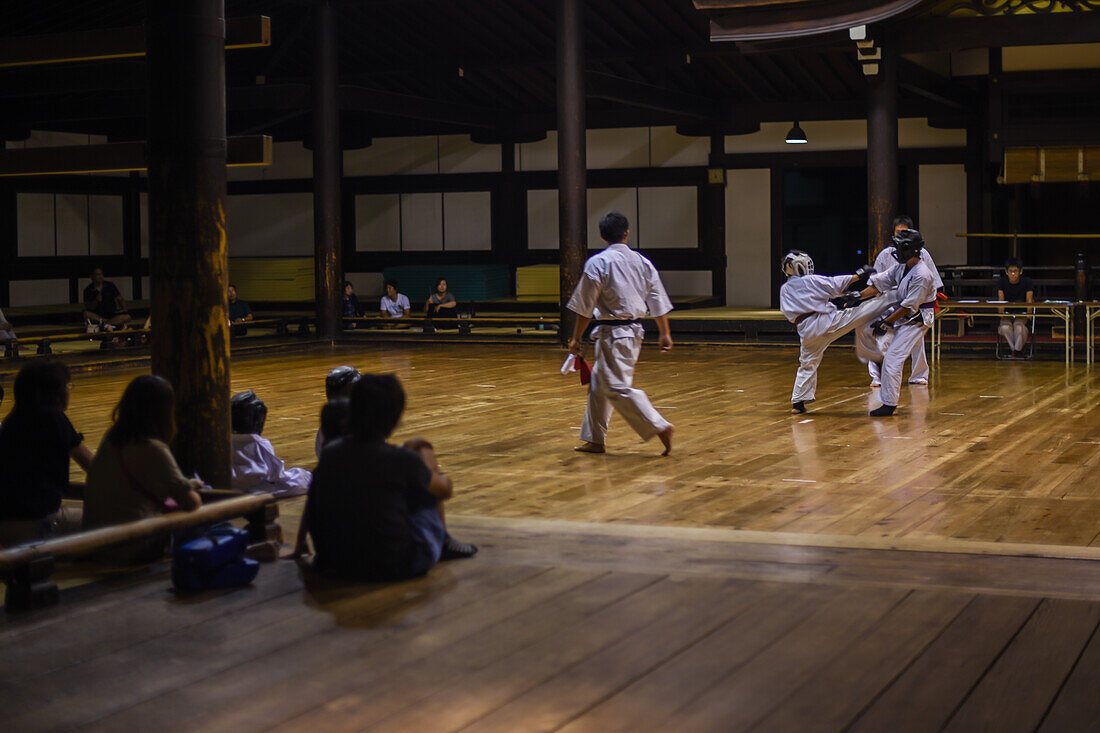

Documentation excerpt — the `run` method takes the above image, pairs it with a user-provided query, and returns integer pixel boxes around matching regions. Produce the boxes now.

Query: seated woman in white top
[230,391,311,498]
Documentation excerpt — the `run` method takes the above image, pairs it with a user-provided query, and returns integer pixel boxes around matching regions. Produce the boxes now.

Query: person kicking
[857,229,938,417]
[567,211,674,456]
[779,249,887,414]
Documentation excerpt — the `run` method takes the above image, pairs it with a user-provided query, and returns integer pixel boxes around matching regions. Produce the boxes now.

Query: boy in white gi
[780,250,885,414]
[230,391,312,496]
[567,212,674,456]
[859,229,938,417]
[868,216,943,387]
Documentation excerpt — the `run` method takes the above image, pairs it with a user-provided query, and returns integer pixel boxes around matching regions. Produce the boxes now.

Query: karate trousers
[792,297,887,404]
[580,334,670,445]
[868,337,929,383]
[872,321,932,407]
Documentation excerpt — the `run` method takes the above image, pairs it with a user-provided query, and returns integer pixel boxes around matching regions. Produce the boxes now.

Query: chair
[995,312,1036,360]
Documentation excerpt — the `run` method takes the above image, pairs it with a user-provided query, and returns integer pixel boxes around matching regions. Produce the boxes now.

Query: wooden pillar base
[4,556,59,613]
[246,503,282,544]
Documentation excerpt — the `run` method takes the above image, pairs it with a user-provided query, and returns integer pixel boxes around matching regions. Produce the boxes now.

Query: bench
[0,492,280,612]
[344,314,560,335]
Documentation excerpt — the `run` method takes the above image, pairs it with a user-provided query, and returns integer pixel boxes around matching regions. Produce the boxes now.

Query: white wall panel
[226,193,313,256]
[527,189,559,250]
[637,187,697,248]
[650,126,710,167]
[17,193,55,256]
[400,193,443,251]
[443,191,491,251]
[56,194,89,256]
[89,195,124,256]
[724,119,964,154]
[587,128,649,169]
[345,136,439,176]
[230,141,313,181]
[918,164,967,265]
[661,270,712,297]
[345,272,384,300]
[518,132,558,172]
[725,169,772,306]
[587,187,636,248]
[438,135,500,173]
[9,279,70,307]
[355,194,401,251]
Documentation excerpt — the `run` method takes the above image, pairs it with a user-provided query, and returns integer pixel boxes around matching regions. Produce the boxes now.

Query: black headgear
[325,365,361,399]
[891,228,925,263]
[231,390,267,435]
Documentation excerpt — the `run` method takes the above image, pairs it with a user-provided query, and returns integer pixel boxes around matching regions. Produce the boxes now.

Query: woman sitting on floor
[0,361,93,547]
[83,375,202,563]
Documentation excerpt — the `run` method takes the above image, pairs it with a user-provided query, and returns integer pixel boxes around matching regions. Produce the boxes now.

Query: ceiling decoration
[930,0,1100,15]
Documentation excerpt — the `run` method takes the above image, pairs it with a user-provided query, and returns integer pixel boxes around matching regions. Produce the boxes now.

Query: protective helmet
[781,250,815,277]
[231,390,268,435]
[891,228,925,263]
[325,365,361,399]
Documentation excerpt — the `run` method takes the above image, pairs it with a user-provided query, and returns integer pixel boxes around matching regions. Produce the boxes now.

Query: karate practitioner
[780,250,887,414]
[230,391,312,496]
[858,229,938,417]
[868,216,942,387]
[567,211,674,456]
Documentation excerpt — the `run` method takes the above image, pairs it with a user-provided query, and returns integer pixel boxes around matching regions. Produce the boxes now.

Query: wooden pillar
[312,0,342,341]
[123,171,143,300]
[965,121,987,265]
[703,134,727,304]
[867,42,898,262]
[0,184,15,307]
[557,0,587,344]
[492,142,525,293]
[146,0,231,487]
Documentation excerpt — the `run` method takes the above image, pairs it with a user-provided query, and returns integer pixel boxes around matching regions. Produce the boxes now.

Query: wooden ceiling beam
[0,135,271,176]
[585,70,719,120]
[0,17,270,68]
[897,13,1100,54]
[897,57,972,111]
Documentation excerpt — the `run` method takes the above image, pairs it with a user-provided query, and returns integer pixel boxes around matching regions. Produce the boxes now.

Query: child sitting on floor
[230,390,312,497]
[295,374,476,578]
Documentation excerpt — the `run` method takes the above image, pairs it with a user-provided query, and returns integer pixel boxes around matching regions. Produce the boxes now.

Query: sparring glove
[852,264,876,290]
[829,291,863,310]
[870,317,891,336]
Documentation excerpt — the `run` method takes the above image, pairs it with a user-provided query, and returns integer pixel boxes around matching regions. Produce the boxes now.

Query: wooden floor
[51,342,1100,548]
[5,517,1100,732]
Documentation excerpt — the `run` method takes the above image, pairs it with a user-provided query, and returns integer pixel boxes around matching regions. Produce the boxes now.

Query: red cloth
[577,355,591,385]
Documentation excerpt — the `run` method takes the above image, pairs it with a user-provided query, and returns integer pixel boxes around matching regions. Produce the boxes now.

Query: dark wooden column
[312,0,342,340]
[557,0,587,344]
[867,42,898,262]
[703,134,727,304]
[0,183,15,307]
[123,171,143,300]
[146,0,231,487]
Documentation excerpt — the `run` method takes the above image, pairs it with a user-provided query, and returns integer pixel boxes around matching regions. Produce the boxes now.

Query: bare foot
[658,426,674,456]
[574,442,605,454]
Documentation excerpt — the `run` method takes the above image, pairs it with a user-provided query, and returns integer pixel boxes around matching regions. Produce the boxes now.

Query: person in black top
[0,361,94,546]
[997,258,1035,358]
[342,281,364,329]
[228,284,253,337]
[83,267,132,331]
[293,373,476,580]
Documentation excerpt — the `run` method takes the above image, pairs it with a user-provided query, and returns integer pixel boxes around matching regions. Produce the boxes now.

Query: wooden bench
[344,315,559,335]
[0,492,280,612]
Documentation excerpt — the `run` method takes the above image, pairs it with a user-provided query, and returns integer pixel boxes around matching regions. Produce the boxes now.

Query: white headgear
[781,250,814,277]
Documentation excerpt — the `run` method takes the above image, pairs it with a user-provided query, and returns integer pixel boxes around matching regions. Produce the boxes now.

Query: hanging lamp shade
[785,122,808,144]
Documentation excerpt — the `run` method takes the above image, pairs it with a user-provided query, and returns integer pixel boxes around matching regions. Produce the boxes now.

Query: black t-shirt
[84,281,123,318]
[307,437,443,580]
[0,408,83,521]
[228,300,252,322]
[998,274,1034,314]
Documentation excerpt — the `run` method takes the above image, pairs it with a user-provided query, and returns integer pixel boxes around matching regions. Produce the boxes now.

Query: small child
[296,373,476,579]
[230,390,312,497]
[315,366,361,457]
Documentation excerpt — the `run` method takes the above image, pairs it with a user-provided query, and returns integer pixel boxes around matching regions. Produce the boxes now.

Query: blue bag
[172,526,260,591]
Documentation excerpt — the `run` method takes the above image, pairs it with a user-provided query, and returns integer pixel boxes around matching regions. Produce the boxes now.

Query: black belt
[793,313,812,326]
[592,319,643,327]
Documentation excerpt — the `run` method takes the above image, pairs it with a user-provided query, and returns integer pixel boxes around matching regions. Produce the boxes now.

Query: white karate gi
[567,243,673,445]
[0,307,15,342]
[780,273,888,404]
[868,247,942,384]
[231,433,312,496]
[865,260,938,408]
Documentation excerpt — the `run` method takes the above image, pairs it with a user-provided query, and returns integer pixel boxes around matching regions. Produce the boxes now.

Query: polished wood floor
[4,517,1100,732]
[53,341,1100,548]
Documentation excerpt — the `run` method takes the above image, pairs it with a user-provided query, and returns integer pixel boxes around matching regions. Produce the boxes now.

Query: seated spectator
[83,266,132,332]
[229,390,311,497]
[0,383,4,426]
[228,284,253,336]
[83,375,202,563]
[342,281,365,328]
[318,397,351,451]
[0,361,93,547]
[380,280,410,319]
[0,305,15,345]
[997,257,1035,359]
[424,278,457,318]
[315,366,361,457]
[294,374,476,578]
